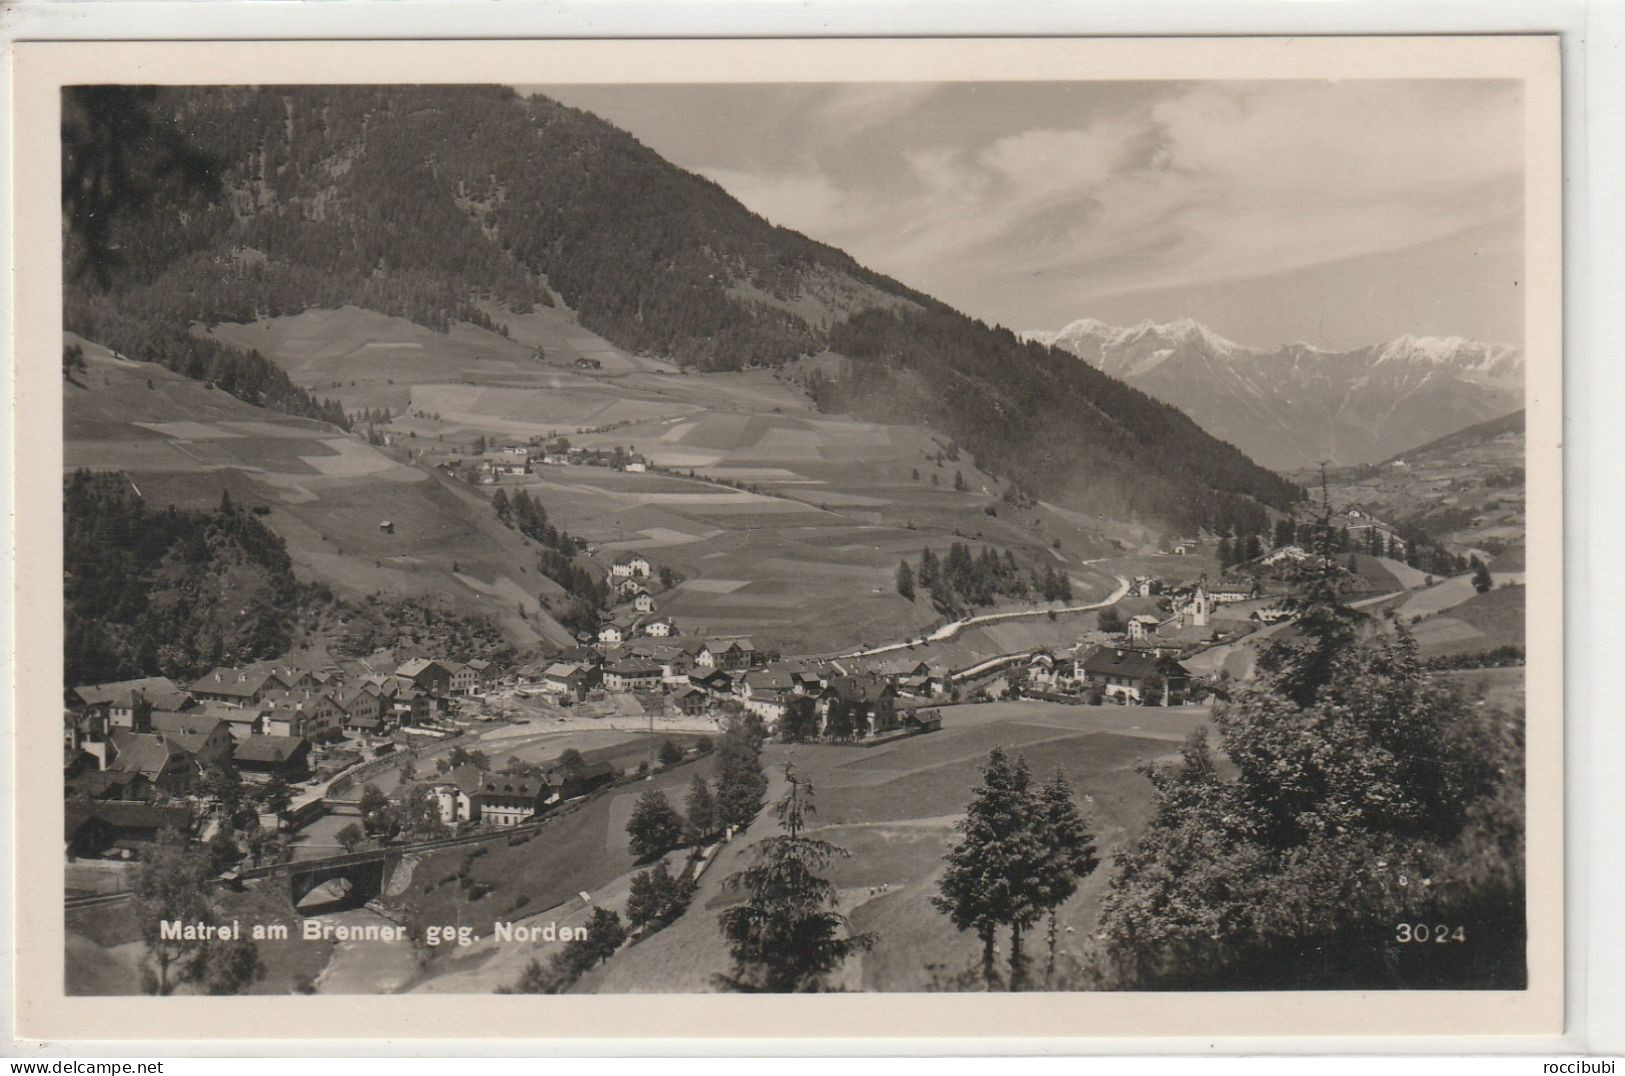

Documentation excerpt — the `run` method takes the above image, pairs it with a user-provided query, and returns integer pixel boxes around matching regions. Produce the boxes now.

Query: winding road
[843,571,1132,658]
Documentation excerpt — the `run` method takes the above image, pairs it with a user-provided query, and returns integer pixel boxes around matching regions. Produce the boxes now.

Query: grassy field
[64,335,573,650]
[566,700,1209,994]
[1410,583,1526,658]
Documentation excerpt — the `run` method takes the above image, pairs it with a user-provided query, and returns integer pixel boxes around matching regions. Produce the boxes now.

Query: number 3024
[1395,923,1467,943]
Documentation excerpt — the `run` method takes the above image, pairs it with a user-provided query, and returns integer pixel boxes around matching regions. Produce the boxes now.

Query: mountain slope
[63,338,576,655]
[1387,409,1525,465]
[1030,318,1524,470]
[66,85,1299,532]
[1327,408,1524,560]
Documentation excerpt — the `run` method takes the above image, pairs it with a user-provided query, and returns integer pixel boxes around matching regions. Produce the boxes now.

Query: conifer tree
[896,559,915,600]
[715,764,875,992]
[1034,768,1099,985]
[715,714,768,830]
[933,747,1047,988]
[685,774,717,842]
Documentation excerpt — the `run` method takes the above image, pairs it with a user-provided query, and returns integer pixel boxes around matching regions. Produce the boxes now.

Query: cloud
[696,80,1524,321]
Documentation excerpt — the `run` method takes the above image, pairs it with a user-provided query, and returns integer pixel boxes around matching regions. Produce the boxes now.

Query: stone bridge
[282,847,405,911]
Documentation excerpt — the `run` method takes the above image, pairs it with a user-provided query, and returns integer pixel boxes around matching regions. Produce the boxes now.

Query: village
[61,507,1362,873]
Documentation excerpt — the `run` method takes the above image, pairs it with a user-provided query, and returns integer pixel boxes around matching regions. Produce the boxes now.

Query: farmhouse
[819,676,900,737]
[1078,647,1191,705]
[396,658,454,696]
[232,735,311,781]
[642,616,676,638]
[1126,614,1163,643]
[610,553,653,579]
[65,769,153,803]
[465,659,503,692]
[690,668,735,698]
[261,690,343,742]
[482,449,530,477]
[446,662,479,696]
[735,668,800,724]
[478,774,546,827]
[540,662,594,702]
[338,685,386,733]
[106,731,196,795]
[543,761,616,804]
[597,623,625,646]
[696,638,759,672]
[72,677,193,728]
[432,764,486,826]
[188,666,284,707]
[66,801,194,858]
[632,592,657,615]
[602,659,663,694]
[192,702,266,742]
[147,713,235,771]
[673,687,709,717]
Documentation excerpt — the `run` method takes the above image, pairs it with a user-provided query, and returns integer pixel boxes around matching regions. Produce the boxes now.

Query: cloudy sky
[529,80,1524,351]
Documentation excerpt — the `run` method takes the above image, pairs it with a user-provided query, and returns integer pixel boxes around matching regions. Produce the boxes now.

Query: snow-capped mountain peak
[1031,315,1525,470]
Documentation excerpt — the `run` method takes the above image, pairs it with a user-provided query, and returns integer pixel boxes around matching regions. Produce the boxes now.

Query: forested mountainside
[63,470,302,685]
[64,85,1300,530]
[826,310,1301,532]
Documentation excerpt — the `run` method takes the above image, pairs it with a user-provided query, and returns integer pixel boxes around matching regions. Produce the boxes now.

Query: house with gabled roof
[432,764,487,826]
[689,668,734,698]
[148,712,235,771]
[396,658,454,696]
[602,658,663,694]
[66,801,194,857]
[232,735,311,781]
[465,659,503,692]
[610,552,653,579]
[695,638,759,671]
[71,677,193,728]
[188,666,286,707]
[107,730,195,795]
[819,676,900,737]
[445,661,478,696]
[478,773,546,827]
[1078,646,1191,705]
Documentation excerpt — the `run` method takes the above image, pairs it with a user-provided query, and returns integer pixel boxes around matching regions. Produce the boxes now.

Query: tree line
[897,543,1072,614]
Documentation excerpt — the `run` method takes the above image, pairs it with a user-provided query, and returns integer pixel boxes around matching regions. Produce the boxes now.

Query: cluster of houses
[1020,646,1195,706]
[517,639,952,739]
[440,439,654,484]
[63,652,513,854]
[430,761,616,828]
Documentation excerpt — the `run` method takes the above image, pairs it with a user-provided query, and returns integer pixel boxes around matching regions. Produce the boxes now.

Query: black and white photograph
[13,34,1566,1040]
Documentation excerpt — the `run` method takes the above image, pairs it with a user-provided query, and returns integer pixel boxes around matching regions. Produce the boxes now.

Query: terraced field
[200,308,1124,656]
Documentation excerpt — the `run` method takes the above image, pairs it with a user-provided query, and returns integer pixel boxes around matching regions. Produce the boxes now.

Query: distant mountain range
[1027,318,1524,471]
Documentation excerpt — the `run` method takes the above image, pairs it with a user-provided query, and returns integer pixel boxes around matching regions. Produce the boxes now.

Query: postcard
[10,35,1563,1043]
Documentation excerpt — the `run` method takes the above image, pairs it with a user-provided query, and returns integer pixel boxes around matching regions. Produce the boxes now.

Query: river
[311,907,423,994]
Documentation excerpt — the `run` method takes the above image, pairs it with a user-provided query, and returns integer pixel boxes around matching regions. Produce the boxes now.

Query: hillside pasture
[64,338,572,649]
[1409,584,1526,658]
